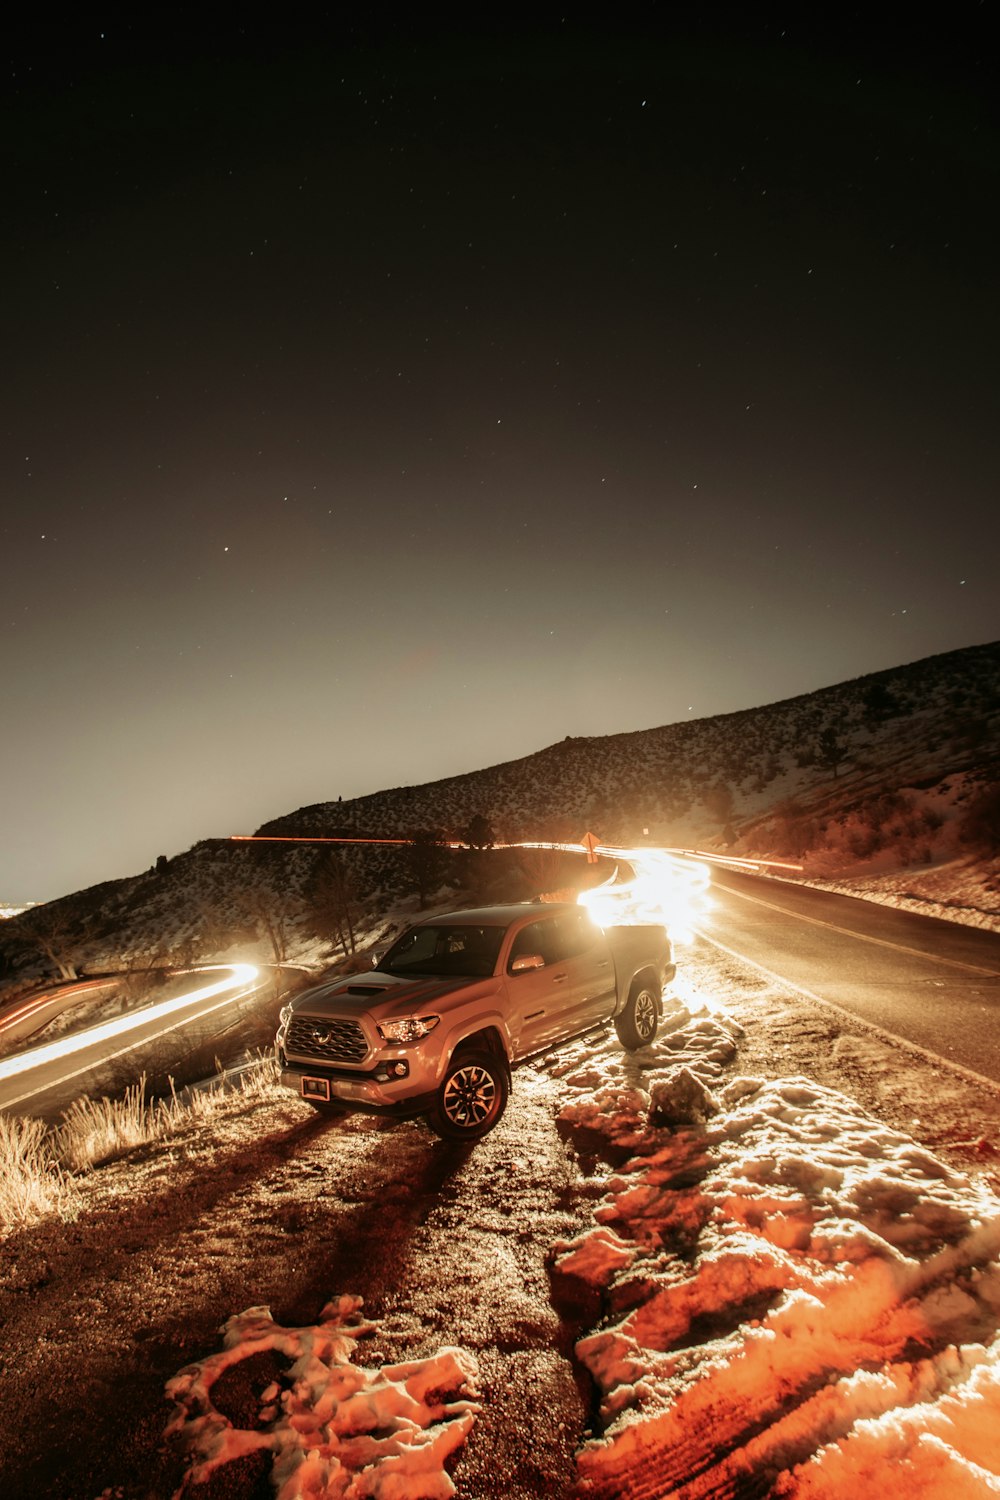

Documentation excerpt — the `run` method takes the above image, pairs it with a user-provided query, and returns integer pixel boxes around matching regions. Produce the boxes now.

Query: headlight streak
[576,848,712,942]
[0,993,63,1032]
[227,833,800,946]
[229,831,797,932]
[0,964,260,1086]
[0,977,121,1036]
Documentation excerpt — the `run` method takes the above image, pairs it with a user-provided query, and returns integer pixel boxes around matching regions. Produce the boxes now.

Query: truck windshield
[377,924,505,978]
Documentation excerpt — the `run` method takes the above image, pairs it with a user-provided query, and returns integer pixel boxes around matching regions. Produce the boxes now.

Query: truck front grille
[287,1015,367,1064]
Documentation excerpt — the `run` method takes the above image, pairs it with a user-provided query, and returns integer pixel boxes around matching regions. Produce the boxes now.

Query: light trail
[0,964,259,1084]
[231,833,419,846]
[227,833,800,943]
[674,848,804,874]
[576,847,711,941]
[0,977,120,1035]
[0,993,62,1031]
[230,832,715,938]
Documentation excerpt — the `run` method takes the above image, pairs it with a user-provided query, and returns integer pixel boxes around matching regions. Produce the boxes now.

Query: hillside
[261,639,1000,855]
[2,641,998,991]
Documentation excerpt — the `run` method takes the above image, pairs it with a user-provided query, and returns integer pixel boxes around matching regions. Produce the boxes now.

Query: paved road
[0,977,121,1048]
[698,866,1000,1089]
[0,964,270,1119]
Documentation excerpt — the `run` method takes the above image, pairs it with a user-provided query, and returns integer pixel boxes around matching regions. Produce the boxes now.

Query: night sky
[3,11,998,902]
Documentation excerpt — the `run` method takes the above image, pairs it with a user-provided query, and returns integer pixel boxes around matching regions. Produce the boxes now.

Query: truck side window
[508,918,557,971]
[552,909,603,960]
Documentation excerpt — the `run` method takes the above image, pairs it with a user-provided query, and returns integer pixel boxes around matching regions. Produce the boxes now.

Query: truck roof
[415,902,579,926]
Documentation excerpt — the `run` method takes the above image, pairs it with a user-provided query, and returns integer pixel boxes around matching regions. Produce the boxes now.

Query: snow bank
[791,854,1000,933]
[165,1294,479,1499]
[551,999,1000,1497]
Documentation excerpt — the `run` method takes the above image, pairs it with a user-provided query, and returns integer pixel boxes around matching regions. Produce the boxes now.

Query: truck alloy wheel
[428,1048,510,1140]
[614,979,660,1050]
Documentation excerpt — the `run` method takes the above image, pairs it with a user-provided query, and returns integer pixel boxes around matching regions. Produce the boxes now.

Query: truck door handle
[552,972,568,983]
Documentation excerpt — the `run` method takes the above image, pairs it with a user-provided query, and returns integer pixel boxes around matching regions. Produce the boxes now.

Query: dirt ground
[1,938,997,1500]
[0,1064,598,1500]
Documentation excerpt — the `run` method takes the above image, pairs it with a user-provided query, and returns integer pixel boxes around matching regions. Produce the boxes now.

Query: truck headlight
[377,1015,440,1043]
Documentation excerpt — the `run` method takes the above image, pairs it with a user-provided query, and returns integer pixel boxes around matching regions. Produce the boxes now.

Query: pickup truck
[275,901,675,1141]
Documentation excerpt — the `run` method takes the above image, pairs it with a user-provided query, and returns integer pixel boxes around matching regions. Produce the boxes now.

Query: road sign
[581,831,601,864]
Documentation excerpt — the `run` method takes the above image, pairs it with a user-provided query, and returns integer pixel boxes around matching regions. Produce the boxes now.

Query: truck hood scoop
[346,984,389,996]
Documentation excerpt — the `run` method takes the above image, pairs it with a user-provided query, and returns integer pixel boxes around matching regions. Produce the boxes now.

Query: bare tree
[703,781,737,844]
[16,903,82,981]
[244,884,294,966]
[514,845,581,901]
[306,851,359,959]
[816,724,847,779]
[407,828,448,909]
[236,848,301,967]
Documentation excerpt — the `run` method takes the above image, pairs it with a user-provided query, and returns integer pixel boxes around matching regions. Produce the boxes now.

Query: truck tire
[427,1047,510,1141]
[614,977,660,1050]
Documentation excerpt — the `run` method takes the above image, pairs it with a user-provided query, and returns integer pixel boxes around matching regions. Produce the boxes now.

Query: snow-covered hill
[2,641,997,989]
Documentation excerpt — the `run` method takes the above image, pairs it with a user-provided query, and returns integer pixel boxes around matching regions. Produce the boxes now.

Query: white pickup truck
[276,901,675,1141]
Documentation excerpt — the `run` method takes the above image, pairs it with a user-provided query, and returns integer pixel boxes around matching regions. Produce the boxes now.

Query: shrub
[0,1113,78,1225]
[1,1056,283,1226]
[959,784,1000,854]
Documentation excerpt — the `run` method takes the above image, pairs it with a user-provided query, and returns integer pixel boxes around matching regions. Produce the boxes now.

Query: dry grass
[0,1112,79,1226]
[1,1054,282,1226]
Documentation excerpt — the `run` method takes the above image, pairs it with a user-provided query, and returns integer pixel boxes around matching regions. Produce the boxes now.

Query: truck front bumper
[279,1061,435,1118]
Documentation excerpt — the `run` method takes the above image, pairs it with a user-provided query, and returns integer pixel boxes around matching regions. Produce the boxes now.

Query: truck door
[504,916,568,1056]
[551,909,616,1032]
[505,911,615,1056]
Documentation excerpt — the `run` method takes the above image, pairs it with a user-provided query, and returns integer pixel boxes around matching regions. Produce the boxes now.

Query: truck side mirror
[511,953,545,973]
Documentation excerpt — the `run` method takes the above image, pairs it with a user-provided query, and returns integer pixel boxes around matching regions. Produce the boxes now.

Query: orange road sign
[581,831,601,864]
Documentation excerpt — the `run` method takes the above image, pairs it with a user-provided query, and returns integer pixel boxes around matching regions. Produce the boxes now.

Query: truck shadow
[2,1109,481,1500]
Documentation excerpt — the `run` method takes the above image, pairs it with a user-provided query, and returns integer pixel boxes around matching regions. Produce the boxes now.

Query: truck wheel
[614,979,660,1050]
[427,1048,509,1141]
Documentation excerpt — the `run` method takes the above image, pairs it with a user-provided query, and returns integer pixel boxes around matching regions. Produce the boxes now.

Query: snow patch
[164,1294,479,1498]
[552,1007,1000,1496]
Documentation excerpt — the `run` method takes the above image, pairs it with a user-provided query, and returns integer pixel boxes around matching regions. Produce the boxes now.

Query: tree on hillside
[514,844,580,900]
[769,798,816,859]
[703,781,737,844]
[407,828,448,909]
[461,814,496,850]
[816,724,848,778]
[862,679,898,729]
[959,783,1000,853]
[306,850,359,959]
[244,883,294,967]
[237,847,301,967]
[14,903,83,981]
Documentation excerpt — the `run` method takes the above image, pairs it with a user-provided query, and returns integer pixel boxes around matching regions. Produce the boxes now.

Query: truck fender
[613,964,663,1018]
[432,1013,514,1084]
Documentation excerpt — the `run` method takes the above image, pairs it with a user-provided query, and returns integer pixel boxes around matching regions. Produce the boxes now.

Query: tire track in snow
[544,997,1000,1498]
